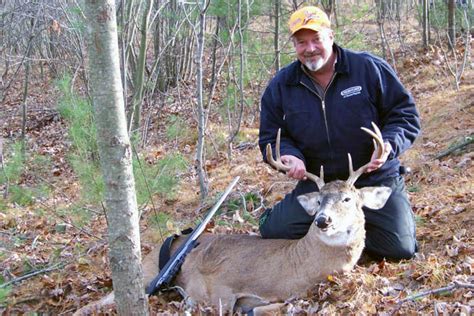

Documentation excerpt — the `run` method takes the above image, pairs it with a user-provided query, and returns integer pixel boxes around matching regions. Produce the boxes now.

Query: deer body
[165,180,388,312]
[175,231,363,309]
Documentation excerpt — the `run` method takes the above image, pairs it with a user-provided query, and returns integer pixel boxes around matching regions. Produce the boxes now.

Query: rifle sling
[158,227,194,271]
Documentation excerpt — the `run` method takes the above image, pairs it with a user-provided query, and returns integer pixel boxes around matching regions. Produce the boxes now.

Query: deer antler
[346,122,385,186]
[266,129,325,189]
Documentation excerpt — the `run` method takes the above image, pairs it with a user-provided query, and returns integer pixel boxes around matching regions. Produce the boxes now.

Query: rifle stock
[146,176,240,295]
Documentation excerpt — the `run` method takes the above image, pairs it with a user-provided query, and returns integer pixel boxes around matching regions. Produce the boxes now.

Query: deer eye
[317,200,321,206]
[343,197,351,203]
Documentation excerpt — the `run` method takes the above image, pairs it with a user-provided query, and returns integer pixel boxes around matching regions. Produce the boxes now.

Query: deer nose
[316,215,332,229]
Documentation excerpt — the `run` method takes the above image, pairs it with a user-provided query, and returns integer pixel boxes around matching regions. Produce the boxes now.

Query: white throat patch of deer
[74,123,393,315]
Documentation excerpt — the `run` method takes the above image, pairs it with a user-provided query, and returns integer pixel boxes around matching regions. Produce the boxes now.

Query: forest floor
[1,41,473,314]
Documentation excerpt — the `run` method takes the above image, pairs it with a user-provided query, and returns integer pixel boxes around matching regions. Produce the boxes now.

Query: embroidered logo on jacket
[341,86,362,98]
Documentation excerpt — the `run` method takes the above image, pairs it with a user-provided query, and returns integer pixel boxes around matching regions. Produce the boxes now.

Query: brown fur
[141,180,390,313]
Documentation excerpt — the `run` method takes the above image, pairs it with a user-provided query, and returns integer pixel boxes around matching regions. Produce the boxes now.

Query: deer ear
[297,192,320,216]
[359,186,392,210]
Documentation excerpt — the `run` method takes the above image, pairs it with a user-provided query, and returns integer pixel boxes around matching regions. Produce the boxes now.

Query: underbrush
[54,74,189,226]
[0,142,52,207]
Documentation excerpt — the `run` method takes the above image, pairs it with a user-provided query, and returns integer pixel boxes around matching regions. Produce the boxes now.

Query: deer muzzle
[315,215,332,230]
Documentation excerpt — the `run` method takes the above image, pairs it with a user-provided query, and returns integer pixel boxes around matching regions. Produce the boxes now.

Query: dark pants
[259,176,417,260]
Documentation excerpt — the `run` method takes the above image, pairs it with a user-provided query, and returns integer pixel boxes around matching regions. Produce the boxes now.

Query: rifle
[146,176,240,295]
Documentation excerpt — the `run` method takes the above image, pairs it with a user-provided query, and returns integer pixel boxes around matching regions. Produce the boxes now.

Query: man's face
[293,28,334,72]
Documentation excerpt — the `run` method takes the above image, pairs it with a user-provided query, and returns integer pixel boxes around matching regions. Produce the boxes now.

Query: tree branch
[398,281,474,304]
[0,262,64,288]
[434,135,473,159]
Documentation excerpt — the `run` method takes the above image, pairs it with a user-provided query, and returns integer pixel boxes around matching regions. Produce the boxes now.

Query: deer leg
[72,292,115,316]
[251,302,286,315]
[234,293,270,313]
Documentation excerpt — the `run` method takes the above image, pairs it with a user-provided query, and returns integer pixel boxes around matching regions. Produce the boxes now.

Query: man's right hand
[280,155,307,180]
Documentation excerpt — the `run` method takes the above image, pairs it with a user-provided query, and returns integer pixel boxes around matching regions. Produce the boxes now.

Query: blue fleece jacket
[259,44,421,186]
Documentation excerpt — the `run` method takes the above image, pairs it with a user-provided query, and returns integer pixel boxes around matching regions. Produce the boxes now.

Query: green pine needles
[0,142,51,207]
[55,74,188,224]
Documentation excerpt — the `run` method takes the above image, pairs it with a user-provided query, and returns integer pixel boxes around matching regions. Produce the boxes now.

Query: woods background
[0,0,473,314]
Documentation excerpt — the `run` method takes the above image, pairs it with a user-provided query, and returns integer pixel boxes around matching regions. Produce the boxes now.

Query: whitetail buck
[74,123,392,315]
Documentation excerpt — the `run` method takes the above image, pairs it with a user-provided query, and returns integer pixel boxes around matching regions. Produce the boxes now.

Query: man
[258,6,420,260]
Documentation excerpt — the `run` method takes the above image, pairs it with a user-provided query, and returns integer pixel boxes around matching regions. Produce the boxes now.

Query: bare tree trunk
[0,138,9,199]
[394,0,406,52]
[129,0,153,135]
[321,0,333,19]
[196,1,210,201]
[422,0,429,48]
[448,0,456,49]
[210,16,221,92]
[227,0,245,160]
[21,4,39,149]
[21,60,30,146]
[333,0,339,27]
[437,7,471,90]
[290,0,298,10]
[376,0,387,59]
[84,1,149,314]
[274,0,280,72]
[119,0,128,121]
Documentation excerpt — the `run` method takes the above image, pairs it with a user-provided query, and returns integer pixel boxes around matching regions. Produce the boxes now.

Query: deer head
[266,123,392,247]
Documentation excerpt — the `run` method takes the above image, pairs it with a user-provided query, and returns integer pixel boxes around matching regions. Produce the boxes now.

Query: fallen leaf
[232,210,244,223]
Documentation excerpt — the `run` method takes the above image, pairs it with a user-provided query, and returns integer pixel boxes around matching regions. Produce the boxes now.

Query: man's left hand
[366,142,392,173]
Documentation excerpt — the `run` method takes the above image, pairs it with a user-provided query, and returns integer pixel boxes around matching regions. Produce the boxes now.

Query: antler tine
[266,129,325,189]
[306,165,325,189]
[275,128,282,161]
[361,121,384,159]
[347,122,385,186]
[266,129,290,173]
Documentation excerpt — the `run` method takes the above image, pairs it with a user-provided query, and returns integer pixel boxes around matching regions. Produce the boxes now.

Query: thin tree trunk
[129,0,153,135]
[227,0,245,160]
[274,0,280,72]
[210,16,221,93]
[21,4,39,150]
[376,0,387,59]
[119,0,128,120]
[333,0,339,27]
[422,0,428,47]
[447,0,456,49]
[196,1,210,201]
[21,60,30,146]
[84,1,149,314]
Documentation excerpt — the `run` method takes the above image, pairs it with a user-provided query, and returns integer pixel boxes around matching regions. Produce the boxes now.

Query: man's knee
[259,209,290,239]
[391,235,417,260]
[259,208,308,239]
[259,208,278,238]
[367,234,417,261]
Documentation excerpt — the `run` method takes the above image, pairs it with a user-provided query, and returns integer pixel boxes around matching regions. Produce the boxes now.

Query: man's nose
[307,42,317,52]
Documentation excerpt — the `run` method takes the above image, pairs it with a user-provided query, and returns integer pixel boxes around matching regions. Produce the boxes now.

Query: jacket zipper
[300,73,337,150]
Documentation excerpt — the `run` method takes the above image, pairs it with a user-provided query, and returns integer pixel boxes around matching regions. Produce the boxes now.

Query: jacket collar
[284,43,349,85]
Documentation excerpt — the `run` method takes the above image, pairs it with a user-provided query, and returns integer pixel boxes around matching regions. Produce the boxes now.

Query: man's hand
[366,142,392,173]
[280,155,307,180]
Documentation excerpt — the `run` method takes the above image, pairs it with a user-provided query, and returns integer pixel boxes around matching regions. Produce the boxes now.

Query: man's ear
[329,29,335,39]
[322,27,334,41]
